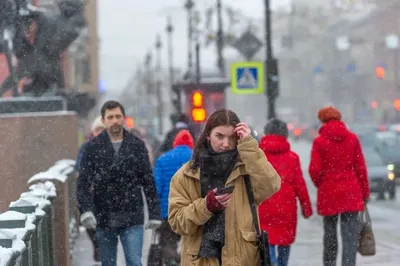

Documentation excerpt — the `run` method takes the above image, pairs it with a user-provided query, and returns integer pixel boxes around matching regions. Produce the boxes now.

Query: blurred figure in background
[309,106,369,266]
[259,119,313,266]
[153,129,194,265]
[158,114,195,156]
[131,127,155,166]
[75,116,105,262]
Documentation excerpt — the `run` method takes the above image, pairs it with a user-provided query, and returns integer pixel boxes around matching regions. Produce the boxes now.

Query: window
[82,57,91,84]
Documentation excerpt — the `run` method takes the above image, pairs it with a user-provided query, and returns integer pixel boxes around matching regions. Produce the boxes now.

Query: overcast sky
[98,0,290,93]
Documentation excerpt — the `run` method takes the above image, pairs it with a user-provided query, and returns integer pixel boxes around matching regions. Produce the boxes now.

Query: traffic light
[191,91,206,122]
[192,91,203,107]
[192,108,206,122]
[394,99,400,111]
[376,66,385,79]
[125,116,134,129]
[371,101,378,109]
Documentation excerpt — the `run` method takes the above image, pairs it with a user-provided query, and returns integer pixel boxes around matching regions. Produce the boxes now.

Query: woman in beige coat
[168,109,281,266]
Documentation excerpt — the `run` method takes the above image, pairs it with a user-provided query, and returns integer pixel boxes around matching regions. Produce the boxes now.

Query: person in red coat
[259,118,313,266]
[309,106,370,266]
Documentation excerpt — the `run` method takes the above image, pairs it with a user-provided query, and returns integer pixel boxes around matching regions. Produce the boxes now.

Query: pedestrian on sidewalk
[258,118,313,266]
[75,116,105,262]
[168,109,281,266]
[158,113,195,157]
[309,106,370,266]
[153,129,194,265]
[76,100,162,266]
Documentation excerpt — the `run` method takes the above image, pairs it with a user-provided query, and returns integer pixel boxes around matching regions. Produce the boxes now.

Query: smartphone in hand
[215,185,235,196]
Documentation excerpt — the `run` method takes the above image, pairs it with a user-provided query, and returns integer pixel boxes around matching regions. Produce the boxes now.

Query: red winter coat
[258,135,313,246]
[308,120,369,216]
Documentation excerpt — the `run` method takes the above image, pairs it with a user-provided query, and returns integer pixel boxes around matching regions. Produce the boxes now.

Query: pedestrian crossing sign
[231,62,264,95]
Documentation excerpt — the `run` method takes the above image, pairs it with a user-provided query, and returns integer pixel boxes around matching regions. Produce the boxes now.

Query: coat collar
[183,159,247,185]
[96,129,137,160]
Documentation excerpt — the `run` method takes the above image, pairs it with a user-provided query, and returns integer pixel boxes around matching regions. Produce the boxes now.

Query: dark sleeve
[75,143,87,171]
[76,142,94,213]
[138,142,161,220]
[159,131,175,153]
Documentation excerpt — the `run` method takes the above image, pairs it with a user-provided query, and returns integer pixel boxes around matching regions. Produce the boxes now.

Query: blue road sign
[231,62,264,95]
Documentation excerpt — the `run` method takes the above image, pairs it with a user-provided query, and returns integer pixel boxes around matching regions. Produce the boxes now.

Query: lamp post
[144,51,153,124]
[166,16,182,117]
[184,0,195,73]
[193,10,201,85]
[264,0,278,119]
[386,34,400,93]
[335,35,351,107]
[216,0,225,75]
[155,34,164,135]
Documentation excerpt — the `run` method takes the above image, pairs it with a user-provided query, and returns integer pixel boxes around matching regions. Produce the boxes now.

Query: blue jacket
[154,145,192,219]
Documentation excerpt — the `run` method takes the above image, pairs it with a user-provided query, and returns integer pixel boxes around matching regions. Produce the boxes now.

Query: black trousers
[323,212,360,266]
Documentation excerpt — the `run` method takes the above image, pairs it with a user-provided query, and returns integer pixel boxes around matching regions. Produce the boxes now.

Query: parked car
[364,147,396,200]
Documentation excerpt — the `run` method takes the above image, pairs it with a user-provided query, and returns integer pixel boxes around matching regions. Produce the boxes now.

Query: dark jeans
[269,245,290,266]
[158,220,181,264]
[96,225,144,266]
[323,212,360,266]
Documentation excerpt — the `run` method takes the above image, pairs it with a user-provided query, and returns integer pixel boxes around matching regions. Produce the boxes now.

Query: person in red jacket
[259,118,313,266]
[309,106,370,266]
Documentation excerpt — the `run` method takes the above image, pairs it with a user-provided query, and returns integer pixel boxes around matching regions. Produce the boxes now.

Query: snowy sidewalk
[290,207,400,266]
[72,227,153,266]
[290,140,400,266]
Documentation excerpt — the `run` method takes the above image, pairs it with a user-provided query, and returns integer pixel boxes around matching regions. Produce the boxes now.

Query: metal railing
[0,159,78,266]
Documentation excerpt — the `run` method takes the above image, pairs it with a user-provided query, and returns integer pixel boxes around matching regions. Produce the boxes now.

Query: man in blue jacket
[154,129,194,265]
[77,100,161,266]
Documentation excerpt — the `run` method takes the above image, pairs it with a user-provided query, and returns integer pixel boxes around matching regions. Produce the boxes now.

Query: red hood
[259,135,290,154]
[319,120,349,141]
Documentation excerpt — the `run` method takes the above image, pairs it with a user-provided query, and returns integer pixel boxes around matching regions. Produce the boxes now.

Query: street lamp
[166,17,174,89]
[216,0,225,75]
[145,51,152,95]
[155,34,163,135]
[166,16,182,117]
[264,0,278,119]
[193,10,201,85]
[184,0,195,72]
[385,34,399,92]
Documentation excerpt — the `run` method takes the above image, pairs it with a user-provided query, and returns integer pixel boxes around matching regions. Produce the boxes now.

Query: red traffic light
[125,116,134,129]
[394,99,400,111]
[192,91,203,107]
[376,66,385,79]
[192,108,206,122]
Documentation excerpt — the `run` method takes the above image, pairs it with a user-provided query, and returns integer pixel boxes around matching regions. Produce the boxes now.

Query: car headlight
[388,172,395,181]
[387,164,395,171]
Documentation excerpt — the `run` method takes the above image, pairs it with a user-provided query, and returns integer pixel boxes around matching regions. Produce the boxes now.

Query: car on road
[364,147,396,200]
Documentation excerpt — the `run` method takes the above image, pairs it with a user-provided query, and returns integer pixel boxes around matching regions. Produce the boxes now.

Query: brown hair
[188,109,240,172]
[101,100,125,118]
[318,106,341,123]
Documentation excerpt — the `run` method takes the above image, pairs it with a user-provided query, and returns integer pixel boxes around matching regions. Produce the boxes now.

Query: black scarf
[198,143,238,261]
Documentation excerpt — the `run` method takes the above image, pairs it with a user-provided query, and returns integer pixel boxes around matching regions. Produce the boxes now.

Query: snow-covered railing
[0,159,78,266]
